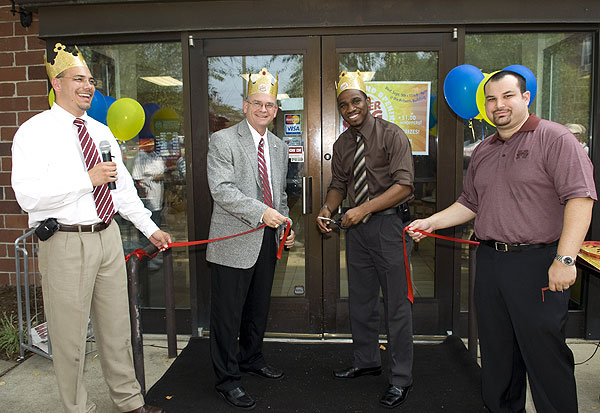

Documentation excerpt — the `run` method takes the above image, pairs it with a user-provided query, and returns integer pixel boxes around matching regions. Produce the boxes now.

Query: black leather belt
[372,207,399,216]
[372,203,409,217]
[477,238,558,253]
[58,222,109,233]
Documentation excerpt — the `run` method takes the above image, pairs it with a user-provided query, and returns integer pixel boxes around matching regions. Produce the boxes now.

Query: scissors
[317,213,350,230]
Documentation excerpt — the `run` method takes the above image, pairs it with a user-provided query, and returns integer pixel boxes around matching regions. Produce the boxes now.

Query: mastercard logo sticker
[285,115,300,124]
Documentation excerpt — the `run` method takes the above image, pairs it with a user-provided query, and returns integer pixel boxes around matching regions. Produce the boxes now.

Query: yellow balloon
[106,98,145,141]
[475,71,500,127]
[150,107,180,136]
[49,89,55,108]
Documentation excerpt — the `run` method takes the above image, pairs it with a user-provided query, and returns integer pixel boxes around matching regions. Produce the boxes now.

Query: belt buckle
[90,223,97,233]
[494,241,508,252]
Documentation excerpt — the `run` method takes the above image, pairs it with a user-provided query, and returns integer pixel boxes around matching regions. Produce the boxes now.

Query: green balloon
[106,98,145,141]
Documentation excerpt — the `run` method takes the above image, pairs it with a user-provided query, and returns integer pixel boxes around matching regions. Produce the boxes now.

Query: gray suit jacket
[206,120,290,269]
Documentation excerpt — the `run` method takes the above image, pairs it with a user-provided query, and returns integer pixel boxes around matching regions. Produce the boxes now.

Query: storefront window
[80,43,189,309]
[461,32,594,310]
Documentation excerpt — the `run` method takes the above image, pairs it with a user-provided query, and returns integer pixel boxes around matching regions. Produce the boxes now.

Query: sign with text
[340,81,431,155]
[288,145,304,162]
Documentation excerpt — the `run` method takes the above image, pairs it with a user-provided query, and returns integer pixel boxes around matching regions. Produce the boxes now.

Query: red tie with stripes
[73,118,115,223]
[258,137,273,208]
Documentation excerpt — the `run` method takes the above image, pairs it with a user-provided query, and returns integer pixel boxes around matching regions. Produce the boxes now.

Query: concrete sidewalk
[0,337,599,412]
[0,335,188,413]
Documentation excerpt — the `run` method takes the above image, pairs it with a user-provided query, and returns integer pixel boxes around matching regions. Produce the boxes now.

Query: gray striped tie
[353,132,371,223]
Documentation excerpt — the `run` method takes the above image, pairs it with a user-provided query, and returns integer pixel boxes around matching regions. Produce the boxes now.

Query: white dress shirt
[12,103,159,238]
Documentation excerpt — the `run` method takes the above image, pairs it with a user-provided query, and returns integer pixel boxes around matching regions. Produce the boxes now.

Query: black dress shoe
[240,365,284,380]
[333,365,382,379]
[216,386,256,410]
[380,384,412,408]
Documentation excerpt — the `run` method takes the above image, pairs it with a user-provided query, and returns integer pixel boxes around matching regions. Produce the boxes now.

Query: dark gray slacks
[210,227,278,392]
[475,244,577,413]
[346,213,414,387]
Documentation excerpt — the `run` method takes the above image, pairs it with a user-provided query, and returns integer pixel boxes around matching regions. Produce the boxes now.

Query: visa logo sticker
[285,114,302,135]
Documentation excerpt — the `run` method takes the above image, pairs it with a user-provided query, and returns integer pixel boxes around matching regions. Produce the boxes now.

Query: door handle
[302,176,313,215]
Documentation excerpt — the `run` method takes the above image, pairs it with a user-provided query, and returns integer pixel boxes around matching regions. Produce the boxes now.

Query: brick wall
[0,4,45,285]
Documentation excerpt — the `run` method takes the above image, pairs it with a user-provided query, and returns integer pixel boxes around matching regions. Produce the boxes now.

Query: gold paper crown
[44,43,89,80]
[336,70,367,97]
[242,68,278,98]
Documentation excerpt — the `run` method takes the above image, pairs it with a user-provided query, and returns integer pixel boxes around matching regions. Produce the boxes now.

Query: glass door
[189,37,323,333]
[321,33,459,335]
[189,32,459,336]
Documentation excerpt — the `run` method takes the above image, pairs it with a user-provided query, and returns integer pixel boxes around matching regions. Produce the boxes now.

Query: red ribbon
[126,219,292,262]
[402,227,480,303]
[125,248,159,262]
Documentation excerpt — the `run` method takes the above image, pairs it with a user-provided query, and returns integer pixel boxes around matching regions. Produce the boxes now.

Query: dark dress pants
[210,227,278,392]
[474,244,577,413]
[346,213,414,387]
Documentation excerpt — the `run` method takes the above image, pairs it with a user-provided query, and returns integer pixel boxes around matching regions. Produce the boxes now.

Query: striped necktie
[73,118,115,223]
[258,137,273,208]
[353,132,368,205]
[353,132,371,223]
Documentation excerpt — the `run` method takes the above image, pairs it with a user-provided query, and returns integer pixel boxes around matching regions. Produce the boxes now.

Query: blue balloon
[139,102,161,139]
[503,64,537,105]
[443,65,485,120]
[104,95,116,109]
[87,90,108,124]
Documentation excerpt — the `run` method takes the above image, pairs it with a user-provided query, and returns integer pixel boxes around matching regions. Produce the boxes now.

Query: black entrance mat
[145,335,485,412]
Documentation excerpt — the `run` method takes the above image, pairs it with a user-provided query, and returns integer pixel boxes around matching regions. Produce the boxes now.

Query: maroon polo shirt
[327,115,414,207]
[457,114,596,244]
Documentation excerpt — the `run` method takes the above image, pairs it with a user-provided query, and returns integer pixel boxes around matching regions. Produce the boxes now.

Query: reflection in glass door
[207,55,306,298]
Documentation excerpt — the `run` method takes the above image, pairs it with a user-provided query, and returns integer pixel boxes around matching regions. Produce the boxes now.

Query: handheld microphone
[99,140,116,190]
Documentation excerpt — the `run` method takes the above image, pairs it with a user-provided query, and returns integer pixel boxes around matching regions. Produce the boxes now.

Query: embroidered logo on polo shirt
[516,150,529,160]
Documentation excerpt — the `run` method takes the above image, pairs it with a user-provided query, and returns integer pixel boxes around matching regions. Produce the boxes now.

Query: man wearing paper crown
[206,67,295,410]
[11,43,170,413]
[317,70,416,408]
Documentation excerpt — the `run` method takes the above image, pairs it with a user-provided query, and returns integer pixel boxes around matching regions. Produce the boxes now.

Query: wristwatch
[555,254,576,266]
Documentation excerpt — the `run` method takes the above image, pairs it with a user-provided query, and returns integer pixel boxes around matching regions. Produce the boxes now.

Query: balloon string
[469,119,475,141]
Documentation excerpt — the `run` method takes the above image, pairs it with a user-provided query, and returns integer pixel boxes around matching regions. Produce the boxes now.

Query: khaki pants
[39,221,144,413]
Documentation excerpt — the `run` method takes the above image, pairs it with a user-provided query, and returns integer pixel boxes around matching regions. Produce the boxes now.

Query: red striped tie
[258,137,273,208]
[73,118,115,223]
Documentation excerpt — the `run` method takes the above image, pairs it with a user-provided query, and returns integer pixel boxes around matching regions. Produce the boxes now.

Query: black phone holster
[35,218,60,241]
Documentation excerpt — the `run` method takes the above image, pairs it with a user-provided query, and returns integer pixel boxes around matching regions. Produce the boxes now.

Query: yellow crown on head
[336,70,367,97]
[242,68,278,98]
[44,43,89,80]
